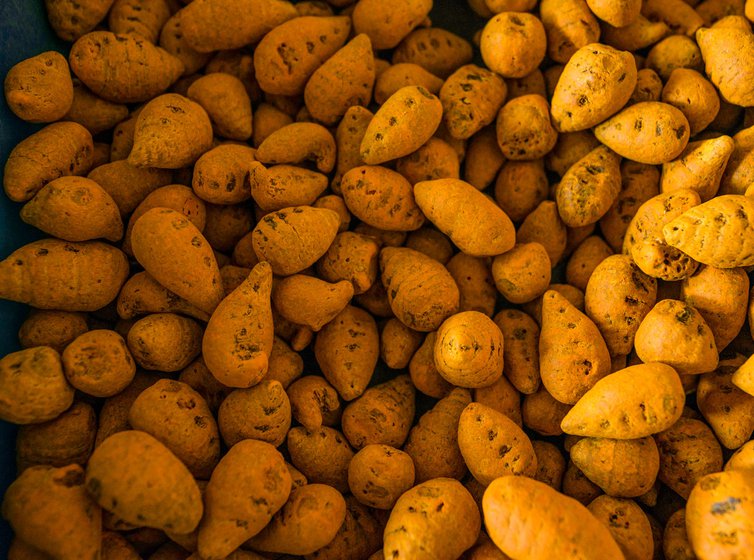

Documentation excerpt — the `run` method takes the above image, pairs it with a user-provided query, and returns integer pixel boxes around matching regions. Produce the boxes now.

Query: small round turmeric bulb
[458,402,537,485]
[203,261,274,389]
[380,247,460,332]
[0,346,73,425]
[179,0,297,53]
[131,207,224,315]
[348,444,415,509]
[272,274,354,332]
[570,436,659,498]
[686,469,754,560]
[314,304,379,402]
[196,439,291,559]
[496,94,558,160]
[560,362,685,439]
[414,178,516,257]
[187,72,253,141]
[4,51,73,123]
[2,464,101,560]
[20,176,123,243]
[483,476,624,559]
[18,310,88,354]
[594,102,690,165]
[384,477,481,560]
[374,63,444,106]
[69,31,184,103]
[254,15,351,96]
[480,12,546,79]
[129,379,220,479]
[287,375,341,432]
[3,121,94,203]
[252,206,340,276]
[219,380,291,449]
[623,189,701,281]
[360,85,443,165]
[341,374,416,450]
[352,0,432,50]
[539,289,612,405]
[128,93,213,169]
[550,43,637,133]
[491,242,552,304]
[440,64,508,140]
[62,329,135,398]
[126,312,203,372]
[434,311,504,388]
[696,25,754,107]
[85,430,203,534]
[246,483,347,555]
[634,299,718,375]
[108,0,171,43]
[341,166,425,232]
[304,33,375,126]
